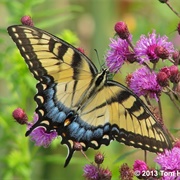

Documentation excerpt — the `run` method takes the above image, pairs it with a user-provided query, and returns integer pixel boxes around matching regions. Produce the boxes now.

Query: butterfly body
[7,25,173,167]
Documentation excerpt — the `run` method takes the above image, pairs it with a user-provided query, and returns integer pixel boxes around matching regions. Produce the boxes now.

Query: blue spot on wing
[53,111,66,123]
[104,124,110,133]
[83,129,93,141]
[74,127,86,141]
[45,99,56,112]
[47,106,58,116]
[68,122,80,138]
[93,128,103,138]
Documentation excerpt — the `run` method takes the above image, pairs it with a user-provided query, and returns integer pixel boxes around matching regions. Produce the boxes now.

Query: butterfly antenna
[94,49,104,70]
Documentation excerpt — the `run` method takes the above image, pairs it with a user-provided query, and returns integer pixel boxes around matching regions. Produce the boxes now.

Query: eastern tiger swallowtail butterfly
[7,25,172,167]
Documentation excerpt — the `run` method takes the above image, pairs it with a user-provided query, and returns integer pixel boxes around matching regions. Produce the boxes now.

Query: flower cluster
[106,21,180,128]
[127,66,162,101]
[106,36,133,73]
[119,163,134,180]
[155,147,180,172]
[135,30,174,64]
[106,21,179,104]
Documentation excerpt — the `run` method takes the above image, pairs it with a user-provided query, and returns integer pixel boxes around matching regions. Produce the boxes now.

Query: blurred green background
[0,0,180,179]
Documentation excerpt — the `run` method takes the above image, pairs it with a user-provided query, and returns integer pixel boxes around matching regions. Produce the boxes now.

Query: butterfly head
[95,68,109,87]
[101,68,114,81]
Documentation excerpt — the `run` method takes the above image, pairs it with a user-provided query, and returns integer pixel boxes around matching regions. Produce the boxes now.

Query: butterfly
[7,25,172,167]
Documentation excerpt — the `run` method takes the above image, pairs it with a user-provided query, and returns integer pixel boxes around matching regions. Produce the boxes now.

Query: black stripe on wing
[106,80,173,151]
[7,25,98,82]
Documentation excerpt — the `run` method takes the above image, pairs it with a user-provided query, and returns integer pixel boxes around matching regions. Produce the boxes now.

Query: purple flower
[155,147,180,171]
[133,160,148,173]
[161,176,180,180]
[135,30,174,63]
[106,36,133,73]
[119,163,134,180]
[83,164,99,180]
[27,113,38,130]
[99,168,112,180]
[83,164,111,180]
[29,127,57,148]
[28,113,58,148]
[128,67,162,101]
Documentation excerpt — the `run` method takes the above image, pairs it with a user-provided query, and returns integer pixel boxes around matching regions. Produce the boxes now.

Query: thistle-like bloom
[119,163,134,180]
[155,147,180,171]
[27,114,58,148]
[83,164,111,180]
[133,160,148,173]
[99,168,112,180]
[135,30,174,63]
[106,36,134,73]
[128,67,162,101]
[83,164,99,180]
[133,160,148,179]
[29,127,57,148]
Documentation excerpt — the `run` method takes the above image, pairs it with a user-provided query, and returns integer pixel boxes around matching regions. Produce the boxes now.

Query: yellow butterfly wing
[7,25,172,167]
[79,81,171,152]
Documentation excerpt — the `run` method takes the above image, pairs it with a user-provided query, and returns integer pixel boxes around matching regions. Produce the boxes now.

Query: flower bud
[21,16,34,26]
[114,21,130,39]
[119,163,133,180]
[172,51,180,65]
[12,108,28,125]
[169,65,180,83]
[73,142,82,151]
[99,168,112,180]
[94,152,104,165]
[160,67,171,77]
[157,71,169,87]
[155,46,169,59]
[169,65,179,77]
[77,47,85,54]
[126,53,137,63]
